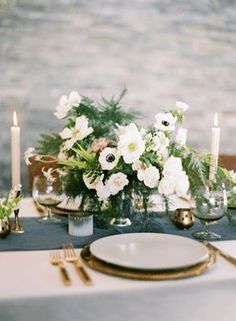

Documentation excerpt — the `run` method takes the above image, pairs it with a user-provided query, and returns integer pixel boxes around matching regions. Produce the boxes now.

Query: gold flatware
[50,251,71,286]
[80,245,216,281]
[63,243,92,285]
[204,242,236,266]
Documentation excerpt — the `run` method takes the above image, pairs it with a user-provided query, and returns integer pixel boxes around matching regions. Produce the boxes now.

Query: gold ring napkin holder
[81,246,216,281]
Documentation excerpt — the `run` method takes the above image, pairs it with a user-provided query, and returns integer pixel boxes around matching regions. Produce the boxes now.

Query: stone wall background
[0,0,236,192]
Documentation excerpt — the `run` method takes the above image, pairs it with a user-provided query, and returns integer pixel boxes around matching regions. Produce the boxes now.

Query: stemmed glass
[192,186,227,240]
[32,175,64,223]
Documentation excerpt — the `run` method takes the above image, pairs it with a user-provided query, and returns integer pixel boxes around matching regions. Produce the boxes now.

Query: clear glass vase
[109,192,132,227]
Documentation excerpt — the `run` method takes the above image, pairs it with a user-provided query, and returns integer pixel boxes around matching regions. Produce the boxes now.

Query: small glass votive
[68,212,93,237]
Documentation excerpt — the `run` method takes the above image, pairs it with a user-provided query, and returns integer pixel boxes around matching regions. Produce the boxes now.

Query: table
[0,198,236,321]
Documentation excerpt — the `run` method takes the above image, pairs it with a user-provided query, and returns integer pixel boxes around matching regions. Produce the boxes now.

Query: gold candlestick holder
[11,186,25,233]
[11,208,25,233]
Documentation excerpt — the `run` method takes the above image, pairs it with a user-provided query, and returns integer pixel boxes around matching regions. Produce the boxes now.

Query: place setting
[48,234,217,286]
[79,233,217,281]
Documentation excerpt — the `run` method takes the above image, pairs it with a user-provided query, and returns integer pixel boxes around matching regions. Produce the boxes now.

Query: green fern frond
[37,134,62,155]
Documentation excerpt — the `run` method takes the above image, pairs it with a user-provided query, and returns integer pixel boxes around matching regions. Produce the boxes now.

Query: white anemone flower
[143,166,160,188]
[106,172,129,195]
[59,115,93,150]
[154,113,176,132]
[96,181,111,201]
[99,147,120,170]
[176,101,189,113]
[24,147,36,165]
[117,124,145,164]
[54,91,82,119]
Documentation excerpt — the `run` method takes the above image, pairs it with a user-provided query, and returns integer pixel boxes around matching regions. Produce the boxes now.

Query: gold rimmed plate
[81,245,216,281]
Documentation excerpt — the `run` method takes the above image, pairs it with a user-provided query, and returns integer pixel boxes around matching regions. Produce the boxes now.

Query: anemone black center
[106,154,116,163]
[161,120,169,126]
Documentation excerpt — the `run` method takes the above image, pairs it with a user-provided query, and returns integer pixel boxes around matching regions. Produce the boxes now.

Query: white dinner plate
[90,233,209,270]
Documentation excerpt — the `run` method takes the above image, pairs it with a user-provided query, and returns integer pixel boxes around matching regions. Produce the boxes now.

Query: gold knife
[205,242,236,266]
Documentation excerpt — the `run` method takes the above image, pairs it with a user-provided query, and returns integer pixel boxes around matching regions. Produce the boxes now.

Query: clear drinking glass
[192,187,227,240]
[32,175,64,223]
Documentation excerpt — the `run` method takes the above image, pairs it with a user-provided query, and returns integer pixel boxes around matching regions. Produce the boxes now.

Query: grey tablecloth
[1,210,236,251]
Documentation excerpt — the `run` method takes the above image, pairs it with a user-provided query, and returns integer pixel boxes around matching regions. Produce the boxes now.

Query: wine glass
[192,187,227,240]
[32,175,64,223]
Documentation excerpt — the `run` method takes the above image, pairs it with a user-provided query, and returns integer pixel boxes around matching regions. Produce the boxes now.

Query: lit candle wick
[13,111,18,127]
[214,112,218,127]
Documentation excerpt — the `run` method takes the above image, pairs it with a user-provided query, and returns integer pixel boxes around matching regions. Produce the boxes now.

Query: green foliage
[172,143,209,191]
[0,193,22,219]
[228,193,236,208]
[37,133,62,156]
[37,90,139,155]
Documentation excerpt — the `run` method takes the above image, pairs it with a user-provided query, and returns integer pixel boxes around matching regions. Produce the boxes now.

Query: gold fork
[50,251,71,286]
[63,243,92,285]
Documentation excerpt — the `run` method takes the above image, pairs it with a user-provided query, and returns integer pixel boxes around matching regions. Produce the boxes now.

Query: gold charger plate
[81,245,216,281]
[51,206,78,216]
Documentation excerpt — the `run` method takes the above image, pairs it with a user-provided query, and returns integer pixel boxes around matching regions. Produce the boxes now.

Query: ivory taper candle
[209,112,220,181]
[11,111,21,188]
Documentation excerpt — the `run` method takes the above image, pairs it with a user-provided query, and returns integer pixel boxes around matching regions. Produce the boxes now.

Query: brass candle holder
[11,208,25,233]
[11,189,25,234]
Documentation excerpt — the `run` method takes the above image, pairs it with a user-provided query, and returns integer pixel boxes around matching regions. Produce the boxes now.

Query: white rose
[163,156,183,176]
[143,166,160,188]
[175,171,190,197]
[158,175,175,196]
[137,169,145,181]
[96,182,111,201]
[176,101,189,113]
[175,127,187,145]
[106,173,129,195]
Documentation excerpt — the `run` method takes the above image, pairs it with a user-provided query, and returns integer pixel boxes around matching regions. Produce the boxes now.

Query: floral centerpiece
[25,90,236,226]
